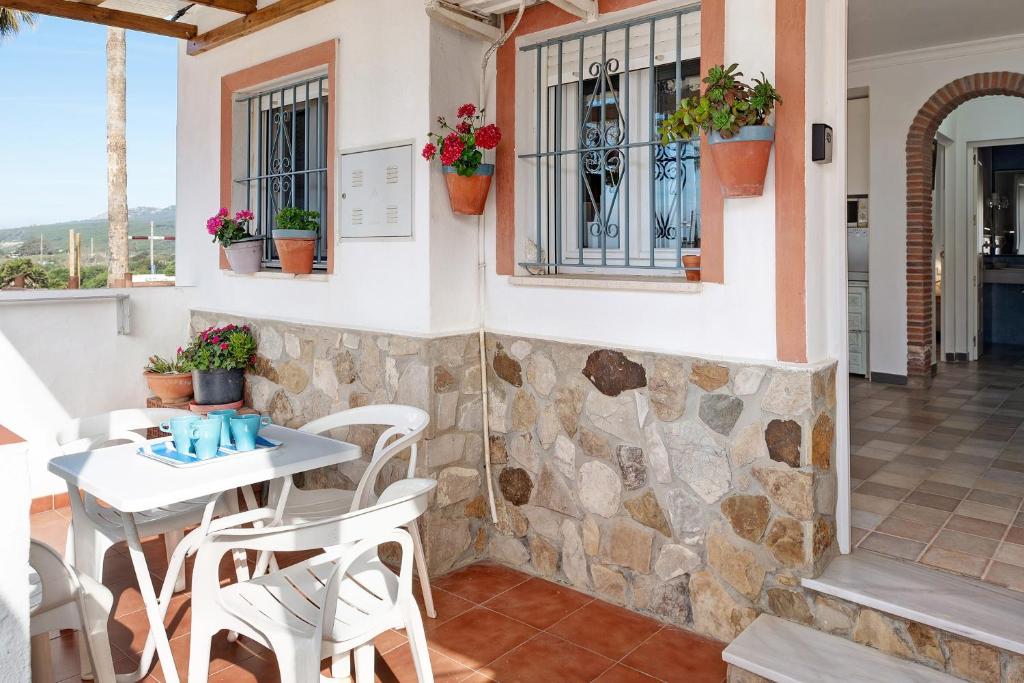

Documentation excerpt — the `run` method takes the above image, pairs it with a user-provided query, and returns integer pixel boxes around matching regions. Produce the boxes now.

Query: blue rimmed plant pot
[224,237,263,274]
[707,125,775,198]
[442,163,493,215]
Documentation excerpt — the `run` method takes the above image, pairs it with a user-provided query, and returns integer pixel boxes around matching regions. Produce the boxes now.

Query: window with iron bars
[518,6,701,275]
[233,74,330,268]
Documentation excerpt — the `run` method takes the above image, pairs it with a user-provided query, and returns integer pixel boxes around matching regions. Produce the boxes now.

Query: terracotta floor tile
[414,586,476,635]
[483,577,592,629]
[432,563,531,604]
[854,482,909,501]
[873,516,939,543]
[859,532,926,561]
[481,633,614,683]
[956,500,1016,525]
[547,599,662,660]
[903,491,961,512]
[914,481,969,500]
[944,515,1008,540]
[1005,526,1024,545]
[931,530,999,558]
[148,631,261,682]
[967,489,1023,510]
[621,628,725,683]
[995,542,1024,567]
[919,546,989,578]
[851,493,900,516]
[592,664,662,682]
[373,642,475,682]
[205,655,281,683]
[427,607,538,670]
[985,561,1024,591]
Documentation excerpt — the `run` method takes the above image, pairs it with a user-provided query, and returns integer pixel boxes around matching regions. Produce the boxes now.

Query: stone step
[723,614,963,683]
[803,550,1024,655]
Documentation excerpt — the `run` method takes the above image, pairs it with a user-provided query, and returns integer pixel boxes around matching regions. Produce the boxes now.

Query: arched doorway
[905,71,1024,385]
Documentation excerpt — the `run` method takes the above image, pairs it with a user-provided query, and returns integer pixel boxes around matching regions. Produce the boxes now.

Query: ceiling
[849,0,1024,60]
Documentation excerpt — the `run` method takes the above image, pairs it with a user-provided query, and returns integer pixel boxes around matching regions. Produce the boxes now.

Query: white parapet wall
[0,442,30,683]
[0,286,193,497]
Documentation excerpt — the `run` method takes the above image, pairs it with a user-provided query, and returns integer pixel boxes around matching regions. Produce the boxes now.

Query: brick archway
[905,72,1024,385]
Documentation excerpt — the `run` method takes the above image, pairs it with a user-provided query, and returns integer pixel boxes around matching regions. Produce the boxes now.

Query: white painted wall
[848,35,1024,376]
[0,287,192,496]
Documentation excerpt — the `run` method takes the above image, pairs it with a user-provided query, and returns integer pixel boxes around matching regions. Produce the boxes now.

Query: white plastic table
[48,424,361,683]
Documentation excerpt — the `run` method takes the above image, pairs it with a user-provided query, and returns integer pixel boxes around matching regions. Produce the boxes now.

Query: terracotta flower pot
[683,254,701,282]
[443,164,493,215]
[144,371,194,404]
[708,125,775,198]
[272,230,317,274]
[224,238,263,274]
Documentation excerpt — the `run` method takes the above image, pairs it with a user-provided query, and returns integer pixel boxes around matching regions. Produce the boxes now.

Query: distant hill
[0,206,176,258]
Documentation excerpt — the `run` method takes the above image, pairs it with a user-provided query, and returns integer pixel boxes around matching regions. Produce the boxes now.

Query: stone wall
[482,334,839,642]
[188,310,489,574]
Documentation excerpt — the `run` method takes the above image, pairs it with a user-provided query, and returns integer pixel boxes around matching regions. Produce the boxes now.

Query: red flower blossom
[220,342,229,350]
[474,123,502,150]
[421,142,437,160]
[440,133,465,166]
[457,103,477,118]
[456,121,471,134]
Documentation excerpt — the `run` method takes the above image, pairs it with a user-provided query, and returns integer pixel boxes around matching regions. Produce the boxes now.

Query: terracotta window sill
[509,274,702,293]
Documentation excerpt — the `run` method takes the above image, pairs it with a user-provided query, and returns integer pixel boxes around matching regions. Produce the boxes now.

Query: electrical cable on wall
[477,0,527,524]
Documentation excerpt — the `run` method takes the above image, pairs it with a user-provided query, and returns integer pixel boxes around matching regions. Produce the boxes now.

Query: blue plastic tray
[138,435,281,468]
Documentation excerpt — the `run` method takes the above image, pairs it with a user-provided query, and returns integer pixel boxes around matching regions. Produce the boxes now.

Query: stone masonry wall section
[482,334,839,642]
[189,310,489,575]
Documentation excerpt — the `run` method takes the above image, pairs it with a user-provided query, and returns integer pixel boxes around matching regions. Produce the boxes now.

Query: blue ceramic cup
[190,415,224,459]
[208,409,237,447]
[159,415,200,455]
[229,415,271,451]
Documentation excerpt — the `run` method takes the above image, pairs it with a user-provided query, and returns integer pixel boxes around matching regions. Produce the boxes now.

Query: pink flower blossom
[220,343,229,350]
[218,208,229,217]
[234,210,254,222]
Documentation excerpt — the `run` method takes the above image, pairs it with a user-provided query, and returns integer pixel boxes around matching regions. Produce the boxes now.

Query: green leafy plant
[180,324,257,372]
[144,353,190,374]
[0,257,48,288]
[659,64,782,143]
[275,207,320,234]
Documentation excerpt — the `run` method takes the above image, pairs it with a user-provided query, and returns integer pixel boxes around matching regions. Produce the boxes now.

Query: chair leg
[330,651,352,679]
[271,640,320,683]
[407,521,436,618]
[163,530,187,593]
[353,644,375,683]
[405,605,435,683]
[187,628,213,683]
[79,593,117,683]
[76,532,110,681]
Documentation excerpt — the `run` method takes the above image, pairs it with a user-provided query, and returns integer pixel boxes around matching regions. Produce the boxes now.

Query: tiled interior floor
[850,346,1024,591]
[30,507,726,682]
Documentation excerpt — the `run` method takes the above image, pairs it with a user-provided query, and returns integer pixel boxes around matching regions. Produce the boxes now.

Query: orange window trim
[774,0,807,362]
[495,0,726,281]
[219,40,337,273]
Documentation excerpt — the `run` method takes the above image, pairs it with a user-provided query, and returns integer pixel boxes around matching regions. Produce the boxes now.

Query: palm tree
[106,27,129,287]
[0,8,34,41]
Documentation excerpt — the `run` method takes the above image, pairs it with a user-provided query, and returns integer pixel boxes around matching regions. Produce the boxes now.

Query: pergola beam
[187,0,333,55]
[188,0,259,14]
[2,0,197,39]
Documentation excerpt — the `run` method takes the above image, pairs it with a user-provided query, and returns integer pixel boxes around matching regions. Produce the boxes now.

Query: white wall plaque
[339,143,413,239]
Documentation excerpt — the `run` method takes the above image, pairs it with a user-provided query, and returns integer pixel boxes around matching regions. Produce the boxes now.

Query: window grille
[233,74,330,268]
[518,6,701,274]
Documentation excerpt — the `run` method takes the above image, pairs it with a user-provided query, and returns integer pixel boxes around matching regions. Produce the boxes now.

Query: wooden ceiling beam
[2,0,197,39]
[187,0,333,55]
[188,0,259,14]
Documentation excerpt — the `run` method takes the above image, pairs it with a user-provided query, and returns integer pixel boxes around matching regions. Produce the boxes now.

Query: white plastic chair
[259,405,436,619]
[188,478,437,683]
[30,540,116,683]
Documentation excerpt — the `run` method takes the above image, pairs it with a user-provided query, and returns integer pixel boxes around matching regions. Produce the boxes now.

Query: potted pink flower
[422,103,502,215]
[208,208,261,274]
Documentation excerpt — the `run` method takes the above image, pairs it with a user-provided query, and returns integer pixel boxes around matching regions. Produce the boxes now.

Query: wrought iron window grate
[233,74,329,268]
[518,6,701,274]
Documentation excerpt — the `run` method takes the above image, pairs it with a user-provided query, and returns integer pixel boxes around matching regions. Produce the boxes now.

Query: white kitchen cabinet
[847,97,870,197]
[848,282,869,376]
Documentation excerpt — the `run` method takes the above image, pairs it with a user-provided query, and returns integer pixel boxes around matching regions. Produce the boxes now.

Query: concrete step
[723,614,963,683]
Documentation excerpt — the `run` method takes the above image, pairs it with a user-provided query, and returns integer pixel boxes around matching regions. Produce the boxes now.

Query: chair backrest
[55,408,193,453]
[300,404,429,511]
[29,540,80,618]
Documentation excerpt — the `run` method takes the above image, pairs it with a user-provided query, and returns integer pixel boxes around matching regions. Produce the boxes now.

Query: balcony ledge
[509,274,702,293]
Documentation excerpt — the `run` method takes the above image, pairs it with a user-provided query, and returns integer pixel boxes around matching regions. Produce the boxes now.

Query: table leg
[118,511,180,683]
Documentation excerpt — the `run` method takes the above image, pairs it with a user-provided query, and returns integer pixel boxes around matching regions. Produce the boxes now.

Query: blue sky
[0,15,177,229]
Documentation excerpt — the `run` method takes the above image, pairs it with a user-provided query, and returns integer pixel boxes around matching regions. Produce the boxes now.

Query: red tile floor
[31,507,727,682]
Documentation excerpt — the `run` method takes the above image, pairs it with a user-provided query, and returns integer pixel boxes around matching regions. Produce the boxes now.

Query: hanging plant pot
[224,237,263,274]
[683,254,701,282]
[272,229,317,274]
[192,368,245,405]
[443,164,493,216]
[707,125,775,198]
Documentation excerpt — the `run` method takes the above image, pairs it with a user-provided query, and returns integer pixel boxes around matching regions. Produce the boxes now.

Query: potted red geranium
[422,103,501,215]
[180,324,257,405]
[208,208,261,274]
